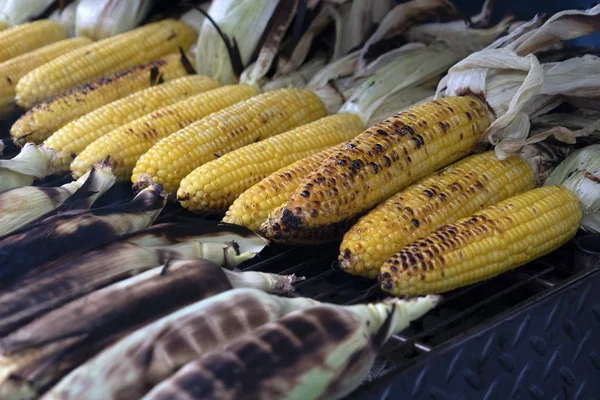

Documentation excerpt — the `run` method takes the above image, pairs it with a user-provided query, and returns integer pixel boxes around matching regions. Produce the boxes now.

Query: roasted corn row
[380,185,582,296]
[223,147,335,231]
[178,114,364,212]
[0,37,93,114]
[11,52,197,145]
[44,75,217,172]
[15,19,197,108]
[0,20,67,63]
[132,88,328,195]
[340,151,536,278]
[72,85,257,181]
[262,96,490,242]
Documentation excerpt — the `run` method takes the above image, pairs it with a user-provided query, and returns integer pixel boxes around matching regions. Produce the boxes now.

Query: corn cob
[262,96,490,241]
[132,88,328,195]
[0,184,165,283]
[223,147,335,231]
[15,19,197,108]
[0,37,93,114]
[0,222,268,336]
[178,114,364,212]
[0,22,7,31]
[11,52,197,145]
[44,75,218,172]
[143,296,439,400]
[0,20,67,63]
[44,288,320,400]
[72,85,257,181]
[380,185,582,296]
[340,151,536,278]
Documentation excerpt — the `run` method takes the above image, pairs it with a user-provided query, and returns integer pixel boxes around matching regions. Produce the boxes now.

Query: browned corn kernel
[380,185,582,296]
[339,151,536,278]
[262,96,490,240]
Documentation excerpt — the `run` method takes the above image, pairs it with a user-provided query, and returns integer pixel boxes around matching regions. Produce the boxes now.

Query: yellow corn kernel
[0,20,67,63]
[0,37,93,114]
[45,75,219,173]
[261,96,490,240]
[340,151,536,278]
[72,85,257,181]
[15,19,197,108]
[133,88,327,195]
[380,185,582,296]
[179,114,364,212]
[223,147,334,231]
[11,52,196,145]
[0,21,7,31]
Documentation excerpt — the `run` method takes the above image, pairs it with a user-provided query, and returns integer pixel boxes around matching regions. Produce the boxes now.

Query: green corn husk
[544,144,600,232]
[0,184,165,282]
[0,144,54,192]
[0,222,268,338]
[42,288,320,400]
[0,260,299,356]
[195,0,279,84]
[0,159,115,238]
[142,295,440,400]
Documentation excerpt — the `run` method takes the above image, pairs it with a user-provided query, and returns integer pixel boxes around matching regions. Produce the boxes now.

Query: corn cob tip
[131,173,155,194]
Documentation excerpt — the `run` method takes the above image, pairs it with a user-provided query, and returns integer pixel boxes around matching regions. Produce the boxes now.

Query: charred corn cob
[179,114,364,212]
[11,52,197,145]
[46,288,320,400]
[380,185,582,296]
[0,37,92,114]
[262,96,490,242]
[0,20,67,63]
[72,85,257,181]
[44,75,218,172]
[340,151,536,278]
[15,19,197,108]
[144,296,439,400]
[223,147,335,231]
[132,88,327,195]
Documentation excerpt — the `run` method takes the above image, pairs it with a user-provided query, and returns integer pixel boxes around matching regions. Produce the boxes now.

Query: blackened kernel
[465,111,472,120]
[438,122,447,132]
[405,125,415,135]
[337,159,347,165]
[439,193,446,199]
[419,274,426,281]
[390,265,398,272]
[348,143,356,149]
[381,272,391,279]
[342,249,351,258]
[383,156,392,167]
[332,187,338,195]
[310,209,319,217]
[293,207,302,215]
[350,160,361,170]
[376,129,388,136]
[300,191,310,198]
[407,156,412,163]
[374,143,384,151]
[272,223,281,231]
[411,219,420,227]
[392,259,400,265]
[370,162,379,173]
[314,177,325,183]
[424,189,435,198]
[447,106,454,112]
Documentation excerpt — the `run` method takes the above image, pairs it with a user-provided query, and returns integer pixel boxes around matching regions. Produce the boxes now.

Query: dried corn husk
[75,0,154,40]
[49,0,80,37]
[0,184,165,282]
[0,222,268,336]
[262,55,326,90]
[0,0,54,26]
[544,144,600,233]
[43,288,320,400]
[0,144,54,192]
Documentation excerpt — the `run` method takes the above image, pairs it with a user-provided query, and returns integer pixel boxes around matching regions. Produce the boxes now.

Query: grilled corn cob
[223,147,335,231]
[45,288,320,400]
[179,114,364,212]
[11,52,197,145]
[340,151,536,278]
[15,19,197,108]
[0,37,92,114]
[0,20,66,63]
[44,75,218,172]
[72,85,257,181]
[0,22,6,31]
[262,96,490,242]
[132,88,327,195]
[380,185,582,296]
[143,296,439,400]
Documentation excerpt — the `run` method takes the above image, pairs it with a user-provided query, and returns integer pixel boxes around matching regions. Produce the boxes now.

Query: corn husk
[0,222,268,337]
[0,184,165,282]
[43,288,320,400]
[262,55,326,91]
[0,160,115,238]
[366,86,435,127]
[307,50,360,89]
[0,0,54,26]
[0,144,54,192]
[49,0,80,37]
[195,0,279,84]
[143,295,440,400]
[75,0,154,40]
[544,144,600,233]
